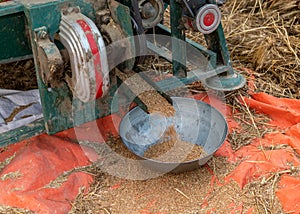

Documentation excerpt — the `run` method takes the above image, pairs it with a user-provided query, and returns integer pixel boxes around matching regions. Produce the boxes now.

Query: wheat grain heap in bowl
[119,97,228,173]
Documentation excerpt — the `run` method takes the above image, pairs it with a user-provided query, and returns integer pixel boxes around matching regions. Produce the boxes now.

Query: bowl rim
[119,96,228,164]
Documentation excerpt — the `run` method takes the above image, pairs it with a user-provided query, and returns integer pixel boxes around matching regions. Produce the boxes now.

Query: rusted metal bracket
[34,26,64,88]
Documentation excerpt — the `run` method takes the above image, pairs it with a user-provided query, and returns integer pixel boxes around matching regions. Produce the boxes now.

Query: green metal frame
[170,0,186,77]
[0,2,32,63]
[0,119,45,147]
[24,0,132,133]
[157,1,245,91]
[0,0,134,146]
[0,0,245,146]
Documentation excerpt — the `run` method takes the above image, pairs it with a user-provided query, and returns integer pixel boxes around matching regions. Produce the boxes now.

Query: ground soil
[67,134,284,213]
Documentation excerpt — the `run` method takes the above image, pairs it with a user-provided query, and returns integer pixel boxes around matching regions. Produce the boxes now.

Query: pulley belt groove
[59,10,109,102]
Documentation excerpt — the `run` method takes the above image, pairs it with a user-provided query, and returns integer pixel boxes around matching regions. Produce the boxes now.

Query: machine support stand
[0,0,246,146]
[170,0,187,78]
[203,24,246,91]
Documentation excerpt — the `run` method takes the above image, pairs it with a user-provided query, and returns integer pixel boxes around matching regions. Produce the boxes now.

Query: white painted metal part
[195,4,221,34]
[59,10,109,102]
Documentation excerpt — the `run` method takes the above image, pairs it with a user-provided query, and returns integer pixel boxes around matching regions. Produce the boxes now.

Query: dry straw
[222,0,300,98]
[1,0,300,213]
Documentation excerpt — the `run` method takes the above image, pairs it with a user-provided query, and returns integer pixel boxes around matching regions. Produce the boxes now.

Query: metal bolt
[101,15,111,24]
[141,2,156,19]
[38,30,48,39]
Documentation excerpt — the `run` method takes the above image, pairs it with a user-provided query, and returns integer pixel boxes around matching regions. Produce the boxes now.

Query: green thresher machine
[0,0,245,145]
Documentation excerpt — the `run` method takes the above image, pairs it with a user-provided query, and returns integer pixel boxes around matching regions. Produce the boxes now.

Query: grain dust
[144,126,207,162]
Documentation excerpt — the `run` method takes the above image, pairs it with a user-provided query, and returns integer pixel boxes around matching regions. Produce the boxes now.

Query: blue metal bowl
[119,97,228,173]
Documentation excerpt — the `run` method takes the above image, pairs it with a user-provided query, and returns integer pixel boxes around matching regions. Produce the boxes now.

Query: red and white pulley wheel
[195,4,221,34]
[59,8,109,102]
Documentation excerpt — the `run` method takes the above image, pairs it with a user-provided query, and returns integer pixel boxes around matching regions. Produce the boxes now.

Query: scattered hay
[1,0,299,213]
[70,156,256,213]
[222,0,300,99]
[243,172,285,214]
[182,0,300,98]
[0,153,16,171]
[226,90,277,150]
[43,165,95,189]
[68,165,109,214]
[0,60,37,90]
[0,205,34,214]
[0,170,22,181]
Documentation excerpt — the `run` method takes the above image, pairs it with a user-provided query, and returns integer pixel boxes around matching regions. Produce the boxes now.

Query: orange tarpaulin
[241,92,300,129]
[214,92,300,213]
[0,135,93,213]
[276,175,300,213]
[0,92,300,213]
[0,114,121,213]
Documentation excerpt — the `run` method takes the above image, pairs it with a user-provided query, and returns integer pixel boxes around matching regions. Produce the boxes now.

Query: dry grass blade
[220,0,300,99]
[68,164,111,214]
[0,153,16,171]
[243,170,288,214]
[0,205,34,214]
[0,170,22,181]
[180,0,300,99]
[225,86,277,150]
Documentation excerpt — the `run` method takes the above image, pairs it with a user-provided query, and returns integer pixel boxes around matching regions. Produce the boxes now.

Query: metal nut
[38,30,48,39]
